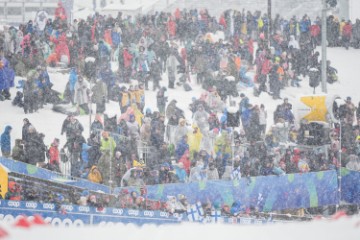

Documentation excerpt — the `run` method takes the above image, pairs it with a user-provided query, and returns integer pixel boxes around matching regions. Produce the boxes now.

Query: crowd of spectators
[1,2,360,218]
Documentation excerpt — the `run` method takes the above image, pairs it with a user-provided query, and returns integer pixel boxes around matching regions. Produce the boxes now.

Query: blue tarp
[341,168,360,204]
[115,171,339,212]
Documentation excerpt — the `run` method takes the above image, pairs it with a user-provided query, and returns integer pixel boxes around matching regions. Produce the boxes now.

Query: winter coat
[178,151,191,174]
[288,35,300,49]
[175,138,189,160]
[25,132,46,165]
[127,120,140,141]
[91,80,108,104]
[49,144,59,165]
[12,139,25,162]
[0,57,15,91]
[74,80,89,105]
[193,109,209,132]
[88,166,103,184]
[187,128,203,153]
[69,69,77,92]
[174,125,189,145]
[1,126,12,154]
[22,122,32,143]
[87,139,102,167]
[166,100,181,119]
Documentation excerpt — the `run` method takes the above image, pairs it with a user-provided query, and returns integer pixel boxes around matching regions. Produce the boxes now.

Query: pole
[89,79,92,134]
[336,121,342,212]
[321,0,328,93]
[268,0,272,36]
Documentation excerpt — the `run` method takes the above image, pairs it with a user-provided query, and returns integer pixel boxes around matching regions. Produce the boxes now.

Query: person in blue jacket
[1,126,12,157]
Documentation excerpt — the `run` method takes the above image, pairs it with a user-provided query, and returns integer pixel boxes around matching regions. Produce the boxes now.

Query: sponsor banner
[0,200,181,226]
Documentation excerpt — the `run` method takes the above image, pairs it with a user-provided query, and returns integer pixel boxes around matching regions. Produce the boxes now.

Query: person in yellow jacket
[187,124,203,157]
[130,103,144,127]
[98,131,117,185]
[119,87,130,114]
[134,84,145,112]
[88,165,103,184]
[128,85,136,104]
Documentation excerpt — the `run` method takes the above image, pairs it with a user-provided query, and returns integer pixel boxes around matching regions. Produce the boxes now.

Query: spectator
[1,125,12,157]
[11,139,25,162]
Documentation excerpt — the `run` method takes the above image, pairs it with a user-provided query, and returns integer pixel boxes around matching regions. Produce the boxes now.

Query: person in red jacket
[49,138,61,172]
[342,20,353,50]
[167,17,176,39]
[55,2,67,21]
[219,14,227,30]
[310,23,321,48]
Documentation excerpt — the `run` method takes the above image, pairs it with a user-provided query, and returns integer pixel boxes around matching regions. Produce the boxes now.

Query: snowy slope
[1,47,360,163]
[1,216,360,240]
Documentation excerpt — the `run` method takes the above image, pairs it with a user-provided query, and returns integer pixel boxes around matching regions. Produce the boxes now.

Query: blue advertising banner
[0,200,282,226]
[115,170,339,212]
[0,157,110,193]
[0,200,181,226]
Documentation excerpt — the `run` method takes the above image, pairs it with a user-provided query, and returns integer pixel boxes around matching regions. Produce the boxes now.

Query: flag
[211,208,222,223]
[0,164,9,199]
[231,166,241,181]
[187,202,204,222]
[187,205,199,222]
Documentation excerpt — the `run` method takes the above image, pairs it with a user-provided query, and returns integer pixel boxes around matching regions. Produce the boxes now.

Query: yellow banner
[299,96,328,122]
[0,164,9,199]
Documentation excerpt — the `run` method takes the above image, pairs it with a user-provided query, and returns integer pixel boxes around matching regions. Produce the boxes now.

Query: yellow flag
[0,164,9,199]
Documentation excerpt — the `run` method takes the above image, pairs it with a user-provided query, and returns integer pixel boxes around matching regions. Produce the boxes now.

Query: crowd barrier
[0,200,289,226]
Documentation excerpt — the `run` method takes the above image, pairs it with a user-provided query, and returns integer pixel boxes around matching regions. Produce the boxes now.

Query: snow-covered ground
[1,216,360,240]
[1,46,360,171]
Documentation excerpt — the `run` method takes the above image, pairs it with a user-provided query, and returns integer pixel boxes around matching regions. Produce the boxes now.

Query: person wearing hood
[1,126,12,157]
[91,78,108,114]
[193,105,209,134]
[87,165,103,184]
[187,124,203,155]
[74,76,90,114]
[174,118,189,145]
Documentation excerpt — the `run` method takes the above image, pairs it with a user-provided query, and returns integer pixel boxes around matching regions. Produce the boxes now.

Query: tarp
[115,171,339,212]
[341,168,360,204]
[0,157,110,193]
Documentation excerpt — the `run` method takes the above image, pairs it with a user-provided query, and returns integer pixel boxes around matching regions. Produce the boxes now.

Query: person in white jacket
[259,104,267,136]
